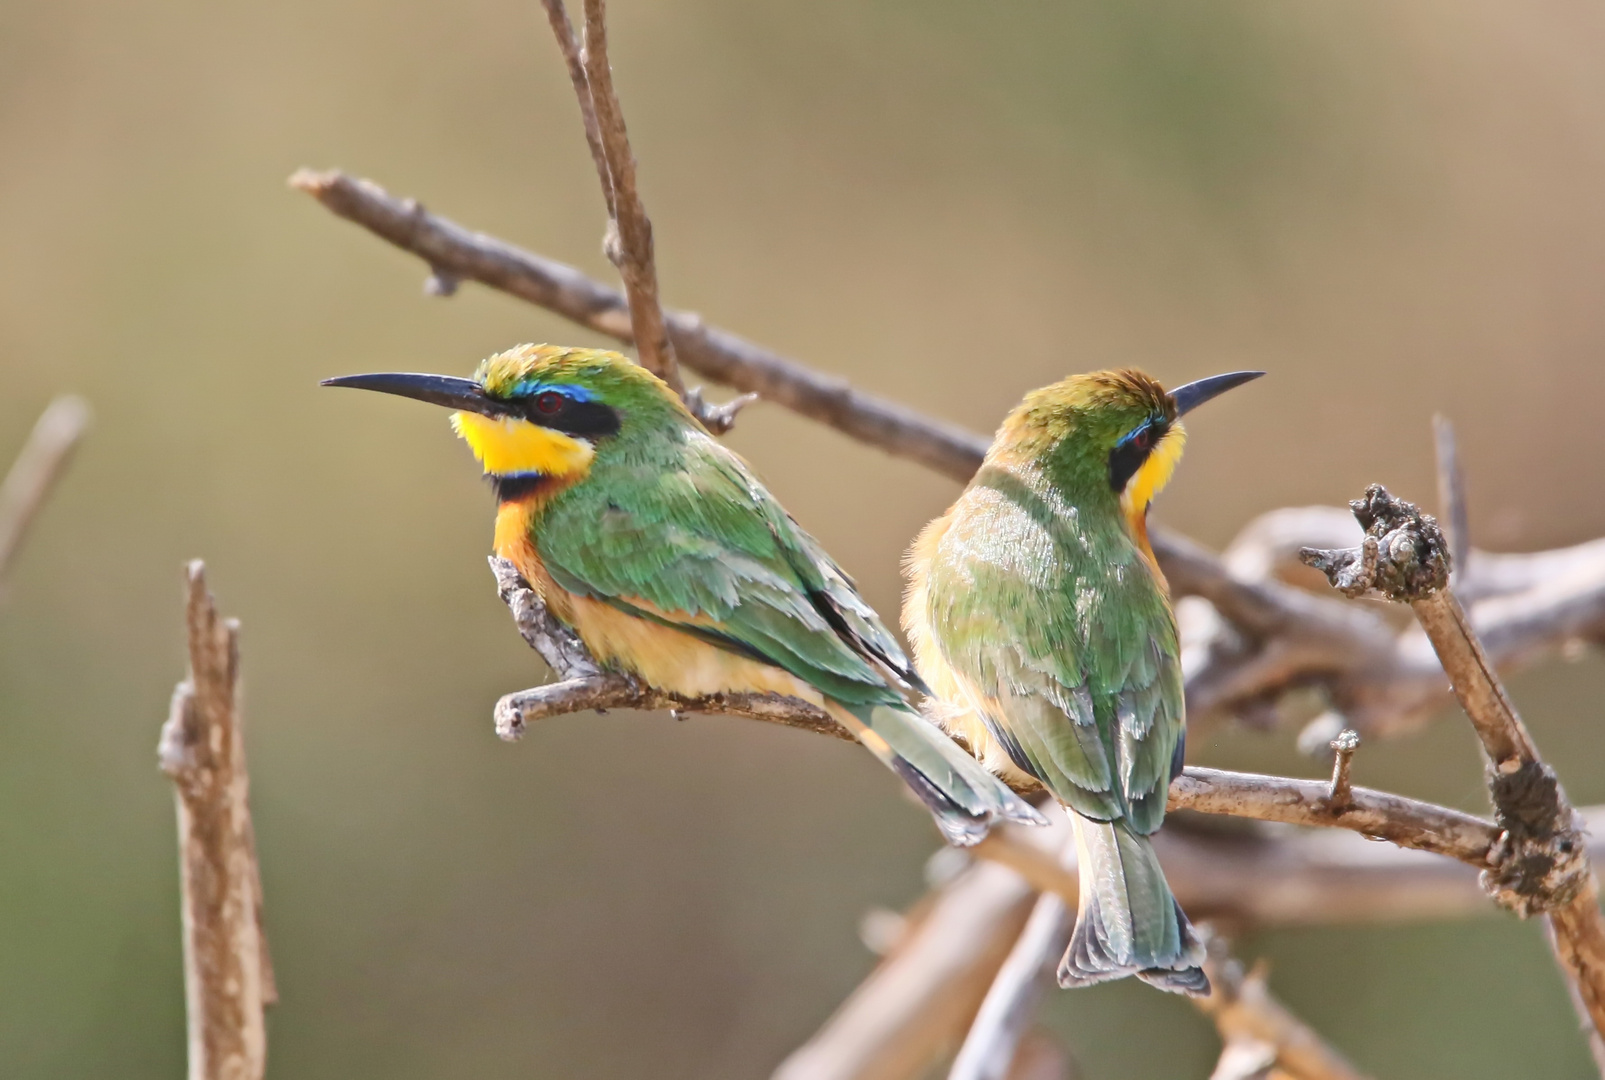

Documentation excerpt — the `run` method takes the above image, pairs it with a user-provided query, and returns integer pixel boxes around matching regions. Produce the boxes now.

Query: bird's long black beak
[1168,370,1265,417]
[320,372,508,418]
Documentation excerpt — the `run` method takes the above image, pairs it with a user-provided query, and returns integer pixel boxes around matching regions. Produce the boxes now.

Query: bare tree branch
[288,168,991,478]
[289,168,1605,755]
[1168,767,1497,864]
[1302,484,1605,1064]
[156,561,271,1080]
[0,395,90,586]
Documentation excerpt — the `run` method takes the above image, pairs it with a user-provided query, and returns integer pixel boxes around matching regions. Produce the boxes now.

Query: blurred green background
[5,0,1605,1076]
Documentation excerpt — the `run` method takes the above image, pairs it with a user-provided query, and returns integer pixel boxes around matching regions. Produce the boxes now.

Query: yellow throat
[450,411,596,479]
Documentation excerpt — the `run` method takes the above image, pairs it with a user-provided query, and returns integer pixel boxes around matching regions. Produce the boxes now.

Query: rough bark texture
[157,562,272,1080]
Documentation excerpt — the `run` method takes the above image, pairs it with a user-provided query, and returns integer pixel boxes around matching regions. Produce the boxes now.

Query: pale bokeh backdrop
[4,1,1605,1076]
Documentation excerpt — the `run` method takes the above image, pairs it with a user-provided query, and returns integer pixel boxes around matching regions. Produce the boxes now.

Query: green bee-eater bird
[903,367,1262,995]
[323,344,1045,845]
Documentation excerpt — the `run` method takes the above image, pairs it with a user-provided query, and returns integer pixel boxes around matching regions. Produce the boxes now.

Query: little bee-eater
[324,344,1045,845]
[903,368,1262,994]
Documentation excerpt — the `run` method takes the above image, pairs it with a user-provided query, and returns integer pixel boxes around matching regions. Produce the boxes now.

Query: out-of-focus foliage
[3,0,1605,1076]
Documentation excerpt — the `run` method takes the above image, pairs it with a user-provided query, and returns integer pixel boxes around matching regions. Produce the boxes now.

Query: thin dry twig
[537,0,612,216]
[156,561,272,1080]
[1168,766,1498,864]
[0,395,91,585]
[572,0,684,399]
[1301,484,1605,1061]
[1434,414,1470,579]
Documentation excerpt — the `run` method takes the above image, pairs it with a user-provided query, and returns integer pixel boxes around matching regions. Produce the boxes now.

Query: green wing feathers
[537,426,1042,842]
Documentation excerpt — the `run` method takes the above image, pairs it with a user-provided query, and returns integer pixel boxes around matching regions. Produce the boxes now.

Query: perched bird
[323,344,1044,845]
[903,367,1262,995]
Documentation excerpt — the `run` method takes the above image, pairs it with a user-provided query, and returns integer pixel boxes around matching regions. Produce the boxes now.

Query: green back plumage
[922,387,1186,834]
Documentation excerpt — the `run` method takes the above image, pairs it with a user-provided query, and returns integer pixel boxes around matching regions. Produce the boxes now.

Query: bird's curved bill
[320,372,507,418]
[1168,370,1265,416]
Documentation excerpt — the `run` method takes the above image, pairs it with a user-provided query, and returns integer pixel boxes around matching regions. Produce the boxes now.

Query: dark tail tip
[1058,893,1208,997]
[1138,965,1211,997]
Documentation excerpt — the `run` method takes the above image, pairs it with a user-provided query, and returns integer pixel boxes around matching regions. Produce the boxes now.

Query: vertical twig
[1327,730,1359,812]
[1433,415,1470,581]
[771,861,1038,1080]
[536,0,759,430]
[537,0,613,213]
[0,395,91,586]
[574,0,682,396]
[157,561,271,1080]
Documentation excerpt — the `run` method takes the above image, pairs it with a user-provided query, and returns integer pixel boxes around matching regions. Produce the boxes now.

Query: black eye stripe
[520,395,621,438]
[1108,417,1167,492]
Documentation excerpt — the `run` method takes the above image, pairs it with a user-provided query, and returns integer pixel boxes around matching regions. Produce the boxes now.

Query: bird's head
[323,344,685,490]
[999,367,1263,523]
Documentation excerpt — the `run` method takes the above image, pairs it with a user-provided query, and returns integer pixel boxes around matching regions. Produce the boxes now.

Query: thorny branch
[0,395,90,586]
[156,561,273,1080]
[1301,484,1605,1056]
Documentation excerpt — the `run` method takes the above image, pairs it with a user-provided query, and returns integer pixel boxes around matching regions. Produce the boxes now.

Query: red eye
[534,391,565,416]
[1131,428,1151,450]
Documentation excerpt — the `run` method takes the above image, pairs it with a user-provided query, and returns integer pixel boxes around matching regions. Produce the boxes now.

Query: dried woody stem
[0,395,91,585]
[157,561,274,1080]
[944,888,1070,1080]
[1301,482,1605,1060]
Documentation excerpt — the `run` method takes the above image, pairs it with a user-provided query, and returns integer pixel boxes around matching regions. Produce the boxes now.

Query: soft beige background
[4,0,1605,1076]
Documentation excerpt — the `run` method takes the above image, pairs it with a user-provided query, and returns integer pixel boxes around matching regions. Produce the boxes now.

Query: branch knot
[1299,485,1450,601]
[1480,760,1592,916]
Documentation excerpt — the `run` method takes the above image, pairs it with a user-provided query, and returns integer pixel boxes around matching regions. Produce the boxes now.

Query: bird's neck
[491,474,573,565]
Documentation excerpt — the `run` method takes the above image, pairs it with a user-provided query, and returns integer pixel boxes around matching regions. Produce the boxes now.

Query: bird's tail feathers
[1059,811,1208,996]
[836,703,1048,846]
